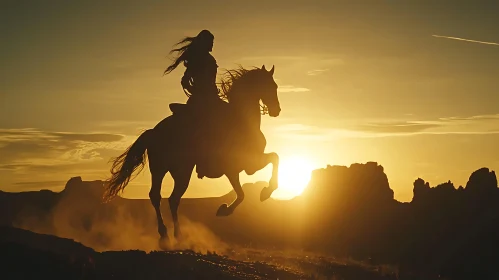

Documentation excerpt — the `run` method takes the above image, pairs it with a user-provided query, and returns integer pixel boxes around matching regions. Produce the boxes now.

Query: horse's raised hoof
[216,203,233,216]
[260,187,275,202]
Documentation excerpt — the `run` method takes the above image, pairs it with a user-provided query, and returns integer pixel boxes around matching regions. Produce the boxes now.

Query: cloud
[47,132,123,142]
[0,128,128,173]
[355,122,441,134]
[439,114,499,121]
[432,35,499,47]
[239,56,306,61]
[273,123,367,141]
[273,113,499,141]
[96,120,155,131]
[307,69,330,76]
[13,180,67,191]
[237,56,344,74]
[0,164,25,171]
[278,85,310,93]
[0,128,124,142]
[351,114,499,137]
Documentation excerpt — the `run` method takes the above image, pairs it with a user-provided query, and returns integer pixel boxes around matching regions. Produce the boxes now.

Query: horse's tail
[103,129,154,202]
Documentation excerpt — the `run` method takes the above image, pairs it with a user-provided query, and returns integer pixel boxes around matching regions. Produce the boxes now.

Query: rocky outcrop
[61,176,107,200]
[412,179,459,204]
[303,161,394,208]
[412,167,498,206]
[465,167,497,193]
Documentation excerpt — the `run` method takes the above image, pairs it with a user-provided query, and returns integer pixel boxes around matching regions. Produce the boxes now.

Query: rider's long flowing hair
[163,30,214,75]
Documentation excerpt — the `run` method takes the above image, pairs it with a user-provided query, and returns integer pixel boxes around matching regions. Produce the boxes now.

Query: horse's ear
[261,65,266,71]
[269,65,275,76]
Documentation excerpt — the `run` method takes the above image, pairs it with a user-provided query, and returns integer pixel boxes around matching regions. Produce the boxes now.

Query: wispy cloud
[272,114,499,140]
[13,180,68,191]
[0,128,124,143]
[357,122,441,134]
[278,85,310,93]
[351,114,499,137]
[239,56,306,61]
[439,114,499,121]
[307,69,330,76]
[0,128,129,172]
[432,35,499,46]
[273,123,368,141]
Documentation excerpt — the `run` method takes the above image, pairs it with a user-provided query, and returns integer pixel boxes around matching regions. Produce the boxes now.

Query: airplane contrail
[432,35,499,46]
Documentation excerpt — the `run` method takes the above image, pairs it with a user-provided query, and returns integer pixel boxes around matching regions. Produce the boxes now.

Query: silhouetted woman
[164,30,220,107]
[164,30,223,177]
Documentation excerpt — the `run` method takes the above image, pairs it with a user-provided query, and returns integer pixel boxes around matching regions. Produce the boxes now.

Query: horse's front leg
[245,152,279,201]
[216,172,245,216]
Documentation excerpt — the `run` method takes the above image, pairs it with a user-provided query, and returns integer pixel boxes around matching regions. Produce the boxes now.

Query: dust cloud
[13,182,228,254]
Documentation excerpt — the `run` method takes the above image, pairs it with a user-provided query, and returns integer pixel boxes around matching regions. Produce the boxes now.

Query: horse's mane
[218,66,258,102]
[217,66,269,115]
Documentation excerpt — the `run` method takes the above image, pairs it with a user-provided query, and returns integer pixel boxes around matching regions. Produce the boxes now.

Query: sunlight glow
[272,156,315,200]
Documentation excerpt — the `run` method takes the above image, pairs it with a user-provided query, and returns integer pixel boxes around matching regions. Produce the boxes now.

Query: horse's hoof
[158,224,167,238]
[260,187,274,202]
[174,229,182,240]
[216,203,232,216]
[159,235,170,251]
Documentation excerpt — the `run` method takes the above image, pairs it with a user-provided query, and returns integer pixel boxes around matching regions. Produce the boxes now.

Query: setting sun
[272,156,315,200]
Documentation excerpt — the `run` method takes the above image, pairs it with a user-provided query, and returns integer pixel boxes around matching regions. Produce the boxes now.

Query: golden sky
[1,1,499,202]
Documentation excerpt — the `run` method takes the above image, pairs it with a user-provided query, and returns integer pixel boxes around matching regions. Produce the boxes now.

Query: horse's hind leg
[245,152,279,201]
[169,163,194,239]
[149,169,168,240]
[216,172,244,216]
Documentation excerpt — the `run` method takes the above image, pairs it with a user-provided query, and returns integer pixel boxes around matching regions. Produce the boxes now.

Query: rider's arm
[181,67,193,91]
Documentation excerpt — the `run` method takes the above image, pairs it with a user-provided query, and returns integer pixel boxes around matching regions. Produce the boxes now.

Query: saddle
[168,101,226,178]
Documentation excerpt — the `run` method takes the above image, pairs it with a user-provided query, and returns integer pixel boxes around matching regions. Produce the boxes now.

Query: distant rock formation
[412,179,458,204]
[303,161,394,208]
[61,176,107,200]
[466,167,498,193]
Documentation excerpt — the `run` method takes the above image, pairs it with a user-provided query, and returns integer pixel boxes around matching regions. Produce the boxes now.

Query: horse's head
[258,65,281,117]
[220,65,281,117]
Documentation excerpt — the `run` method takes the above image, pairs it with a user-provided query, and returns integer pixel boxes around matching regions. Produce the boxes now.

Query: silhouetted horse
[103,65,281,240]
